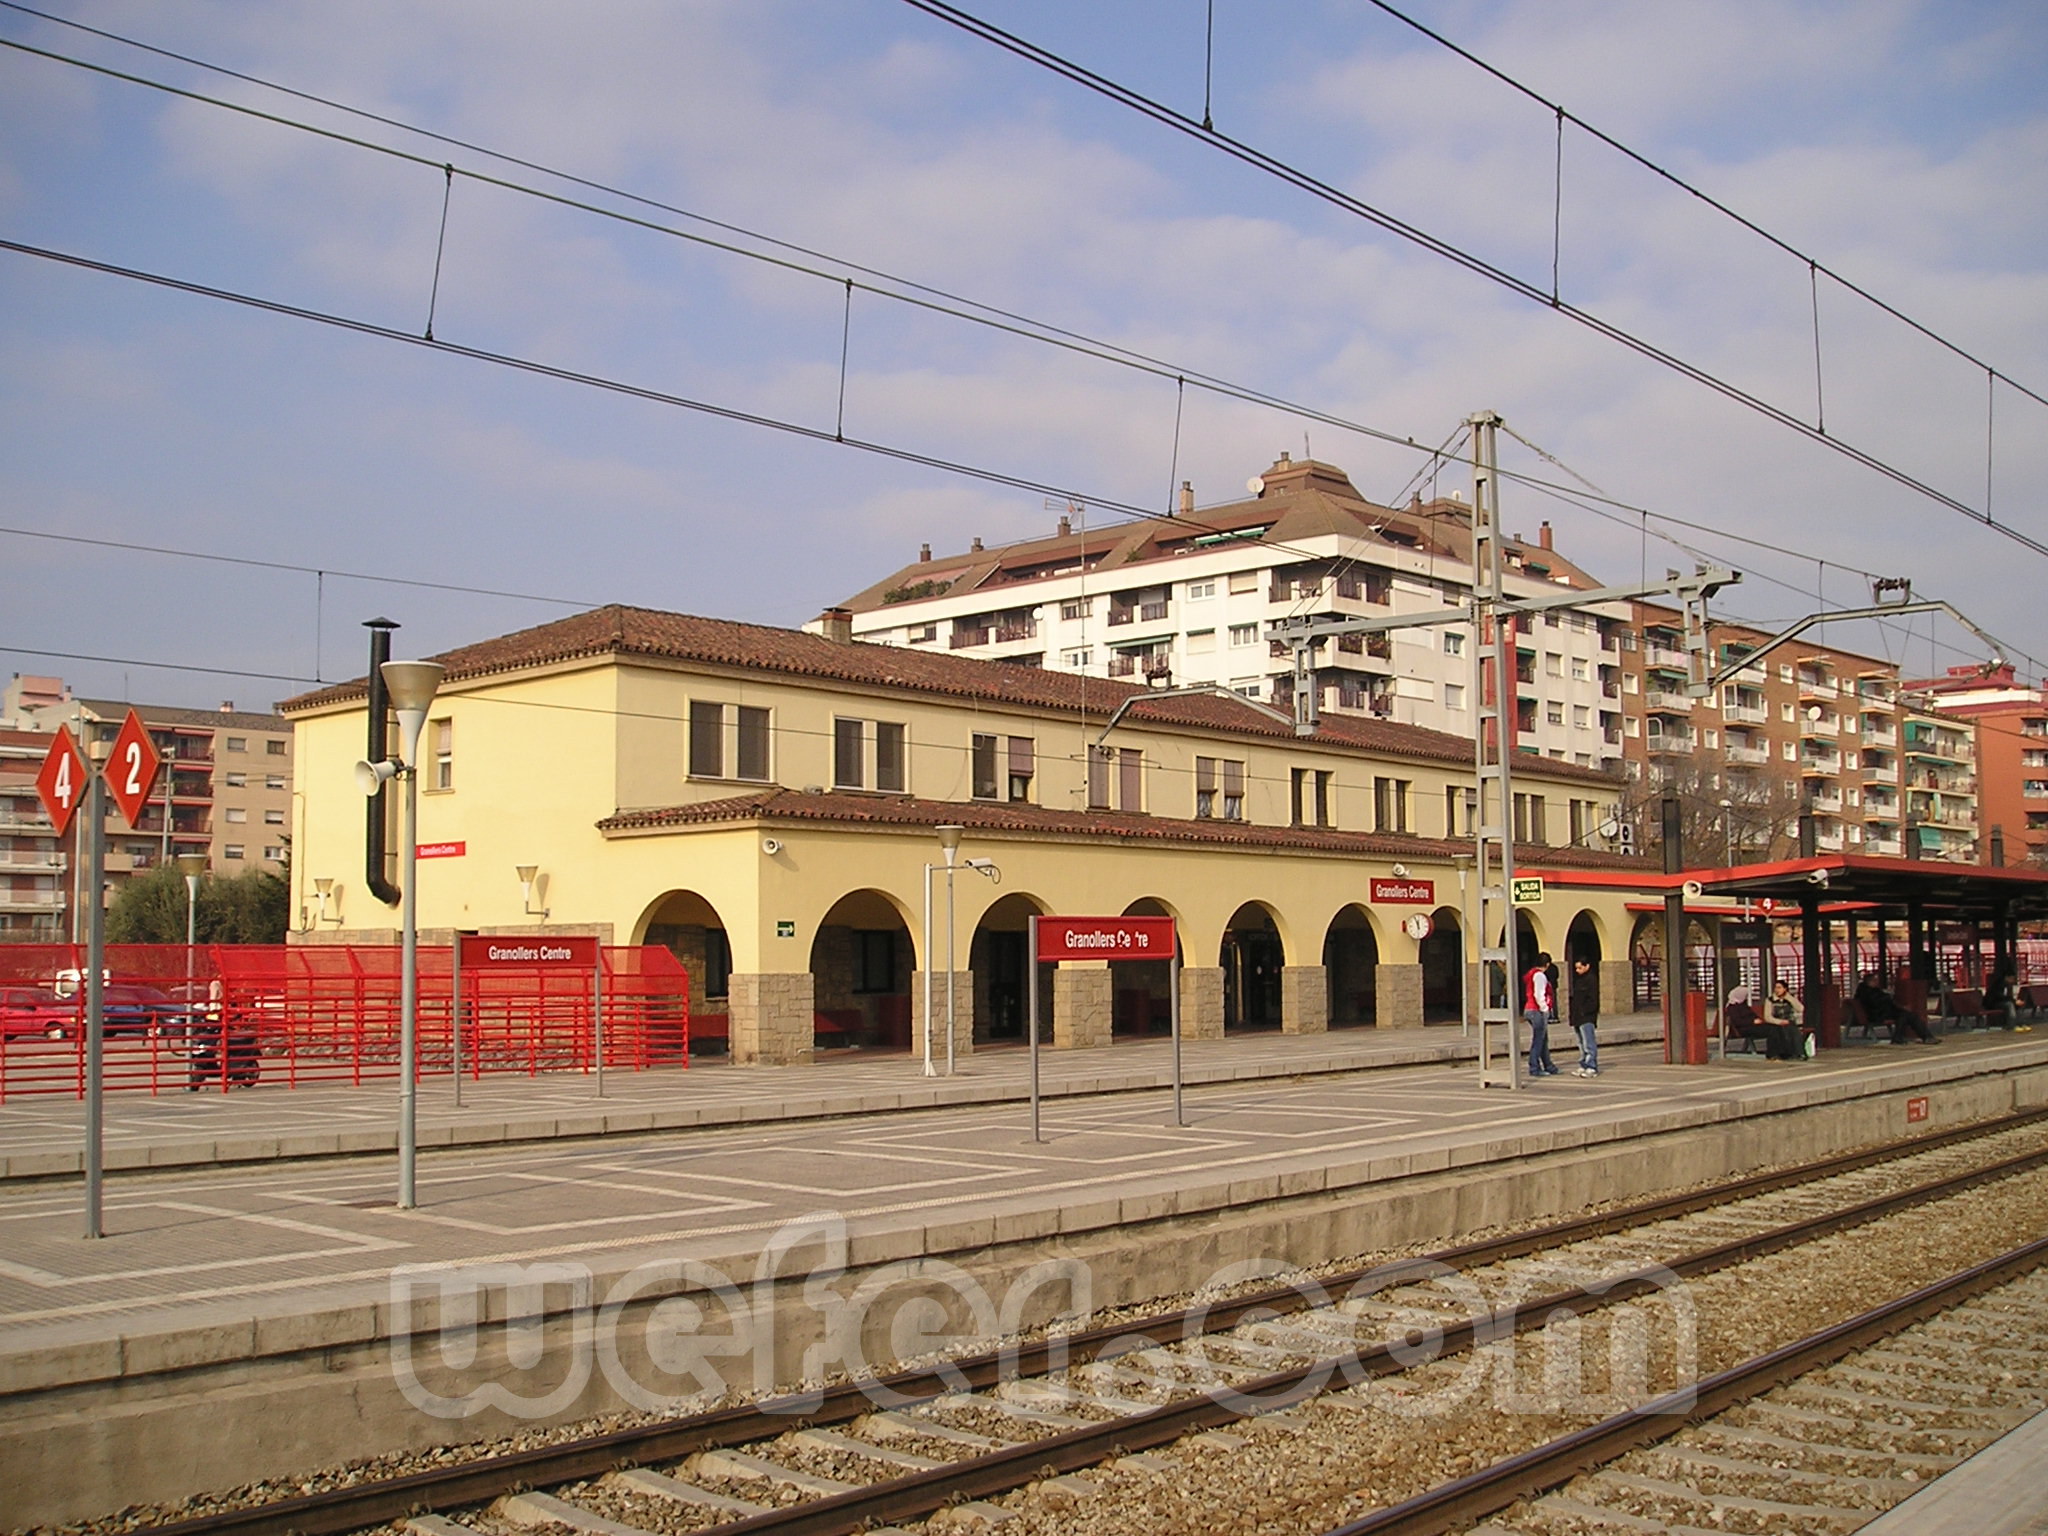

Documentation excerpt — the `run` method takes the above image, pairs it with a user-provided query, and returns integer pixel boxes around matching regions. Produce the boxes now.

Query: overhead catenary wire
[896,0,2048,563]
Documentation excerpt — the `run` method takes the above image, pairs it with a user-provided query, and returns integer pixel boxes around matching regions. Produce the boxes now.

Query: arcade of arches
[634,876,1628,1066]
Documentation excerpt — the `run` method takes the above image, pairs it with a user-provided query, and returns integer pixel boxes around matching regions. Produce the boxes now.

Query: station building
[280,604,1643,1065]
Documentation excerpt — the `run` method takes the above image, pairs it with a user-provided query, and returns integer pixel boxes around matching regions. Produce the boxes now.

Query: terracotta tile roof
[597,788,1644,869]
[279,603,1619,785]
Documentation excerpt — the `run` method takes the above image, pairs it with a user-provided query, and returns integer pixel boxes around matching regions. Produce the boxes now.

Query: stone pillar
[1053,965,1112,1049]
[1375,963,1423,1028]
[911,970,976,1060]
[1180,966,1224,1040]
[1601,959,1632,1017]
[1281,965,1329,1034]
[728,972,815,1066]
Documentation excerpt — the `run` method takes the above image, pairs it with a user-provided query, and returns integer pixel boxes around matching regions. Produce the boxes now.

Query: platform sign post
[81,756,108,1239]
[1032,916,1181,1136]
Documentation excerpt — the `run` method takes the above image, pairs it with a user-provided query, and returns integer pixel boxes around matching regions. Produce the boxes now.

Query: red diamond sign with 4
[106,710,163,829]
[35,725,87,837]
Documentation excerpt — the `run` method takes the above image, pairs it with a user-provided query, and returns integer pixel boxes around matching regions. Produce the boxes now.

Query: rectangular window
[1291,768,1333,828]
[834,718,866,789]
[690,700,725,778]
[265,773,285,791]
[1118,748,1143,813]
[1063,648,1091,668]
[1060,598,1092,620]
[971,733,999,800]
[737,706,771,782]
[852,930,896,994]
[1088,746,1111,810]
[1373,776,1410,833]
[1443,632,1465,657]
[1187,628,1216,654]
[224,844,245,860]
[1444,682,1465,710]
[431,717,454,790]
[1570,658,1589,681]
[1512,793,1548,845]
[267,739,286,756]
[1228,570,1258,594]
[1622,675,1639,693]
[1195,755,1216,819]
[225,807,247,824]
[1228,623,1257,647]
[1222,758,1245,821]
[1545,652,1563,676]
[1546,702,1564,726]
[224,771,246,788]
[1703,728,1718,748]
[1186,579,1216,600]
[262,845,283,862]
[1572,704,1589,728]
[875,722,906,792]
[1007,736,1034,802]
[1624,716,1640,737]
[226,736,246,753]
[264,809,284,825]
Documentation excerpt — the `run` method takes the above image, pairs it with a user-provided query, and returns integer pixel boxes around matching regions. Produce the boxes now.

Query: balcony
[0,811,55,835]
[1814,828,1846,852]
[1722,701,1768,725]
[1645,734,1693,756]
[1866,837,1903,856]
[1862,726,1898,747]
[1725,742,1771,765]
[1643,642,1688,670]
[992,620,1038,643]
[0,890,64,913]
[0,851,66,873]
[949,627,990,649]
[1796,673,1838,699]
[1809,790,1844,814]
[1800,755,1841,776]
[1644,688,1695,714]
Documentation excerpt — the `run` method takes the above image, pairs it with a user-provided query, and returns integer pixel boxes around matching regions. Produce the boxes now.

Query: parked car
[0,986,71,1040]
[35,983,195,1040]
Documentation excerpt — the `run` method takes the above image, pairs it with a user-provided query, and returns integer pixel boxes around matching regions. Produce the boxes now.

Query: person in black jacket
[1855,973,1934,1044]
[1569,956,1601,1076]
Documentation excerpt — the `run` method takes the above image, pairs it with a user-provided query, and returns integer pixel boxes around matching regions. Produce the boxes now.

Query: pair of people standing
[1524,953,1600,1078]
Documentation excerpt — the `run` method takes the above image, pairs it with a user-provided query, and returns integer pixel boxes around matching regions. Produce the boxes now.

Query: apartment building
[1901,664,2045,867]
[0,676,294,930]
[1618,606,1915,862]
[833,454,1632,773]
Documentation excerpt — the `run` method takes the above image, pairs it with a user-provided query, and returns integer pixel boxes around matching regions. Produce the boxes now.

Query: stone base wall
[911,971,976,1060]
[1280,965,1329,1034]
[1375,963,1423,1028]
[1179,966,1224,1040]
[1601,959,1633,1019]
[1053,967,1112,1049]
[729,972,815,1066]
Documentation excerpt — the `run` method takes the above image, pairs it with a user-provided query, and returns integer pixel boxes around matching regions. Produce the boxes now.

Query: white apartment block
[834,455,1631,772]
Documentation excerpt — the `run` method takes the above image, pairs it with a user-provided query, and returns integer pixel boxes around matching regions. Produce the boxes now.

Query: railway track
[126,1110,2048,1536]
[1336,1240,2048,1535]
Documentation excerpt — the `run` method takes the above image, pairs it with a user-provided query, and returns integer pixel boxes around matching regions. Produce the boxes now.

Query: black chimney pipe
[365,618,401,907]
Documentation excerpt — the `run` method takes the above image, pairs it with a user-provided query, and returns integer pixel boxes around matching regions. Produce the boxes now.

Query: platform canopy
[1688,854,2048,923]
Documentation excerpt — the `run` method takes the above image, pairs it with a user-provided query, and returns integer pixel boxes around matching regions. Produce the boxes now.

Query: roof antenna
[1303,431,1312,461]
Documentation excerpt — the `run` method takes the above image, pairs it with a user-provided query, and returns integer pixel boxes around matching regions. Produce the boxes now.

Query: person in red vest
[1523,953,1559,1076]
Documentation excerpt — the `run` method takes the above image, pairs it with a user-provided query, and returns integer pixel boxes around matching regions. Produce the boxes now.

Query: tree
[1617,768,1808,870]
[107,864,289,945]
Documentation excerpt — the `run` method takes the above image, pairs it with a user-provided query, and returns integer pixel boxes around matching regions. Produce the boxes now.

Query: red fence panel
[0,943,688,1099]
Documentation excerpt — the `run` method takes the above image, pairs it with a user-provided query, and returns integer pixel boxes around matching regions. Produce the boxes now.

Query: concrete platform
[2,1027,2044,1527]
[1856,1405,2048,1534]
[0,1015,1686,1179]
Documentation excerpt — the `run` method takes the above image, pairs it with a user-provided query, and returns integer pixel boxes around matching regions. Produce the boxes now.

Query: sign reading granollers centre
[1369,878,1435,904]
[1033,916,1176,962]
[458,936,599,968]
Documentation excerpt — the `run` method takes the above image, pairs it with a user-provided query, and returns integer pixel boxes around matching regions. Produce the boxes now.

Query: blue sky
[3,0,2044,710]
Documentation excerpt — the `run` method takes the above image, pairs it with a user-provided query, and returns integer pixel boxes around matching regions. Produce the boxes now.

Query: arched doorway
[810,889,913,1053]
[970,892,1050,1045]
[1420,906,1463,1023]
[1566,910,1603,968]
[1222,902,1284,1032]
[1115,897,1182,1038]
[1324,906,1378,1028]
[639,889,731,1056]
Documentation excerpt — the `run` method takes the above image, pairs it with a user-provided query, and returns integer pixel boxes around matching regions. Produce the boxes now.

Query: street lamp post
[175,852,207,1074]
[355,659,445,1209]
[920,824,997,1077]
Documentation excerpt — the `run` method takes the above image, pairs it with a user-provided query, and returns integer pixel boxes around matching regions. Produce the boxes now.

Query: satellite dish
[1246,475,1266,495]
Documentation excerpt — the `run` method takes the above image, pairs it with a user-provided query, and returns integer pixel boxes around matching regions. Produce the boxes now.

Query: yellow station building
[281,605,1643,1065]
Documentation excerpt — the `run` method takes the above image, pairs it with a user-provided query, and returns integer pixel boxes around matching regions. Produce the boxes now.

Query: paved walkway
[0,1016,1683,1178]
[1,1028,2037,1369]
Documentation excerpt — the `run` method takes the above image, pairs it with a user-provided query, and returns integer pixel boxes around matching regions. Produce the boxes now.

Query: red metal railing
[0,943,688,1100]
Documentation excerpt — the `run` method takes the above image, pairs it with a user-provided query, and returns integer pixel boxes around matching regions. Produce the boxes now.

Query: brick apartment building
[1902,663,2045,867]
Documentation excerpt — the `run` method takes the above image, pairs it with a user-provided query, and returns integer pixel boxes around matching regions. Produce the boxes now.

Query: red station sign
[35,726,87,837]
[1370,878,1436,904]
[1033,915,1176,962]
[458,935,600,968]
[105,710,163,829]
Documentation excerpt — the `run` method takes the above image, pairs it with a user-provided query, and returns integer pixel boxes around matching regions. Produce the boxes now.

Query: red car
[0,986,71,1040]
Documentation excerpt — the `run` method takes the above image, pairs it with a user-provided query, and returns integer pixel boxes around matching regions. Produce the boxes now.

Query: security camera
[1682,880,1703,899]
[1390,863,1410,879]
[761,837,783,856]
[1806,868,1830,888]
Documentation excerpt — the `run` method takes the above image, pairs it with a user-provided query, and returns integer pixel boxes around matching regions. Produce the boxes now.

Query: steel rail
[134,1109,2048,1536]
[1322,1231,2048,1535]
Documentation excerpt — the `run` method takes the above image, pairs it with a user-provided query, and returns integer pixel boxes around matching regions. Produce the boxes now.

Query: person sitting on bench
[1763,981,1809,1060]
[1724,985,1767,1053]
[1855,973,1935,1044]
